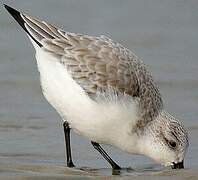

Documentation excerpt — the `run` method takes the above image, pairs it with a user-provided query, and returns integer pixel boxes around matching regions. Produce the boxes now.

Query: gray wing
[5,5,163,129]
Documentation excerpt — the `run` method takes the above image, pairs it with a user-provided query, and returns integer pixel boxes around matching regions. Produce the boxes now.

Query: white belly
[35,49,139,145]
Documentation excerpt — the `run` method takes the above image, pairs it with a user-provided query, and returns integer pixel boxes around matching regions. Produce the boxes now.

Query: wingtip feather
[4,4,42,47]
[4,4,25,29]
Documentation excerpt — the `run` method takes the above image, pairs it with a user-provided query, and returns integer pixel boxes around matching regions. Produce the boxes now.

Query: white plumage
[36,46,139,151]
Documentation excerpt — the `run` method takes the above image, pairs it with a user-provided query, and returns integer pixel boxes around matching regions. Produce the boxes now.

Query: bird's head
[139,111,189,169]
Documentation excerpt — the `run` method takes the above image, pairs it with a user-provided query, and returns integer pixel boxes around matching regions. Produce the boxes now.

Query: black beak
[171,160,184,169]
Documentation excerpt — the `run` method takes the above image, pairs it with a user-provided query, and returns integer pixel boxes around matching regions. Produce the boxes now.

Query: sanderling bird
[4,4,188,170]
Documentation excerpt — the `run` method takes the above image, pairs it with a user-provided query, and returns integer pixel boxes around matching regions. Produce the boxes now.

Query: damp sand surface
[0,162,198,180]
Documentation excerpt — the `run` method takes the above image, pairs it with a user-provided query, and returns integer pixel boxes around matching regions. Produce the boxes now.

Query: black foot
[91,141,121,170]
[67,160,75,168]
[112,163,122,170]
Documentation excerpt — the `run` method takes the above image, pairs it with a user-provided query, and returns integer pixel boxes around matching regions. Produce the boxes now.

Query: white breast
[35,48,139,147]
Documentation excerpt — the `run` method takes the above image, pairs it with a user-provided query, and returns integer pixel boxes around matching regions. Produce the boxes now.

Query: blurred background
[0,0,197,177]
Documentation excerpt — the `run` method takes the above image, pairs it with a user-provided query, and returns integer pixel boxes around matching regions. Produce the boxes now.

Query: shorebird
[4,4,188,170]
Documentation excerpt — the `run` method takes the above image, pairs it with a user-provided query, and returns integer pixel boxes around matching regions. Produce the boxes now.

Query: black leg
[63,121,75,167]
[91,141,121,170]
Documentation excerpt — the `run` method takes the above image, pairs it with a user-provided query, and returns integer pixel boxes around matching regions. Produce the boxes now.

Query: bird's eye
[168,140,177,149]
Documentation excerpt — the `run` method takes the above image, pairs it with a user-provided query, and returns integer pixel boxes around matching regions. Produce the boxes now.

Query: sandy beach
[0,162,198,180]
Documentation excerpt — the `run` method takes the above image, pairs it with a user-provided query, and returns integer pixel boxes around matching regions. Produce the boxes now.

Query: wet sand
[0,162,198,180]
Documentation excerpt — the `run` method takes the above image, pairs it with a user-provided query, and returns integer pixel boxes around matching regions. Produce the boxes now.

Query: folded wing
[5,5,163,131]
